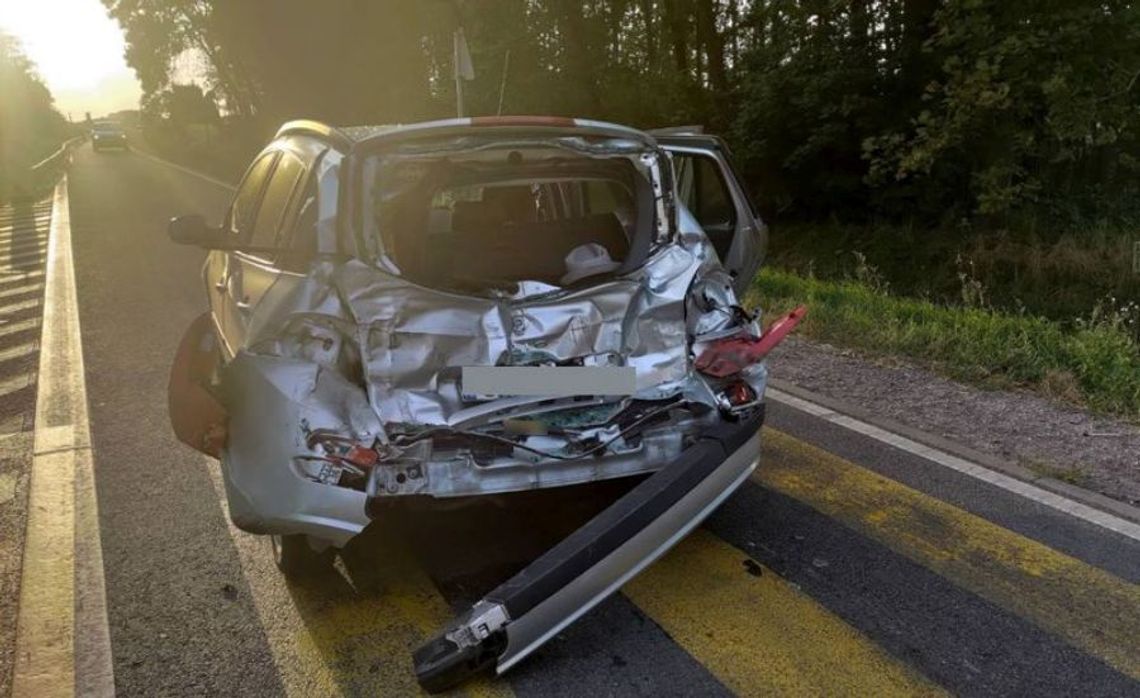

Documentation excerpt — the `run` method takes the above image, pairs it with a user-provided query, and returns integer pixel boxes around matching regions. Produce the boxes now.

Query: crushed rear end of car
[168,117,800,690]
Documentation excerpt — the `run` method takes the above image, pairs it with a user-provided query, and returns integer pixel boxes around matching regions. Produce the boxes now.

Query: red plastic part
[168,312,228,458]
[694,305,808,378]
[342,444,380,468]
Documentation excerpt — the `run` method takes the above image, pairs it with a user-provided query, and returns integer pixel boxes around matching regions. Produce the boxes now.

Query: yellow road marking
[624,529,944,696]
[204,461,512,697]
[758,429,1140,681]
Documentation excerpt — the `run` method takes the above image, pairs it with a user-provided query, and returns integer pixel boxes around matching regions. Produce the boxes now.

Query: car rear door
[226,147,310,350]
[659,136,767,295]
[210,151,278,357]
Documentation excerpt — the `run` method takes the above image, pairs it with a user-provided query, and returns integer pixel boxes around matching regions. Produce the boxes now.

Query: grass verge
[748,268,1140,419]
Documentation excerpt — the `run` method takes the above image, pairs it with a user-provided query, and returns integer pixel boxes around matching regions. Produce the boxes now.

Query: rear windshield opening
[364,145,655,294]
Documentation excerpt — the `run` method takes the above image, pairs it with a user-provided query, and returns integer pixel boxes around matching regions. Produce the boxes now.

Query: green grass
[767,221,1140,324]
[748,268,1140,419]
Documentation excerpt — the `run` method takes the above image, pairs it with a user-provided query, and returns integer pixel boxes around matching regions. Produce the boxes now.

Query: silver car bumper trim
[412,408,764,691]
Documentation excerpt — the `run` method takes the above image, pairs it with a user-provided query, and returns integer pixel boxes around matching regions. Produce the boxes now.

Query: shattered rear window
[359,136,664,294]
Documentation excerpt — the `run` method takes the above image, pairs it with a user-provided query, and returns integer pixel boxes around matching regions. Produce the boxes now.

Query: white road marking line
[0,373,32,400]
[0,231,49,243]
[12,177,115,697]
[0,219,52,231]
[0,270,45,285]
[134,149,237,191]
[767,387,1140,543]
[0,238,49,251]
[0,317,41,342]
[0,248,48,265]
[0,282,45,302]
[0,297,43,316]
[0,340,38,364]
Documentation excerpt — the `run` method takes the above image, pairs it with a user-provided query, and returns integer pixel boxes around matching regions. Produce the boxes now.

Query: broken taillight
[715,379,760,417]
[724,380,756,407]
[695,305,807,378]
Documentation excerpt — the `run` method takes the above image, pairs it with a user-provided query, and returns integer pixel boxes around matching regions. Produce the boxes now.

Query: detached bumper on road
[412,408,765,692]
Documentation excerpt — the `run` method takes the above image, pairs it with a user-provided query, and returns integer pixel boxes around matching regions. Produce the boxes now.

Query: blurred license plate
[462,366,636,398]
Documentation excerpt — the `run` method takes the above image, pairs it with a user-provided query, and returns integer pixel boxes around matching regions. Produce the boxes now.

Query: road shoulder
[769,336,1140,508]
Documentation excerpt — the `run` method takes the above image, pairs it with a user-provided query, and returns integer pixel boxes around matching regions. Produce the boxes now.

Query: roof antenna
[452,1,475,118]
[496,49,511,116]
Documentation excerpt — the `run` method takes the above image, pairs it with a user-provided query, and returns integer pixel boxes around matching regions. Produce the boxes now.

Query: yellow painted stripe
[624,530,945,696]
[758,429,1140,681]
[205,462,512,697]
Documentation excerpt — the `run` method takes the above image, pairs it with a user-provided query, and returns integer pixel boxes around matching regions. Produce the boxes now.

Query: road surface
[7,142,1140,696]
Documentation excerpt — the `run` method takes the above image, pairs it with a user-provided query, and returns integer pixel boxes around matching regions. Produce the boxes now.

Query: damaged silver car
[167,116,801,691]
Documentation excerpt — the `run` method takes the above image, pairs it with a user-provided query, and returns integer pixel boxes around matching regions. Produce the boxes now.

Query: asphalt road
[48,142,1140,696]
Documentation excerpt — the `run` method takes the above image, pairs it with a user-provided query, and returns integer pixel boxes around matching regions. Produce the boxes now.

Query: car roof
[276,116,657,153]
[650,132,730,152]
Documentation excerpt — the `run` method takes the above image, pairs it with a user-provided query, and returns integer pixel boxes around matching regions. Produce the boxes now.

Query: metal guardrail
[22,135,86,197]
[0,135,86,202]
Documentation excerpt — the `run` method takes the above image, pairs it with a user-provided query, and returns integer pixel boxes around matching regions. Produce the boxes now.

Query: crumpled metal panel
[222,353,382,545]
[248,240,707,427]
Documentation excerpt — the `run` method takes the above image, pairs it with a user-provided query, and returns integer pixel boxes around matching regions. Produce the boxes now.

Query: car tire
[270,534,334,578]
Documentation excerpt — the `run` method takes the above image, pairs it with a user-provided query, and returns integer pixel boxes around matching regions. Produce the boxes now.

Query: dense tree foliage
[0,32,71,198]
[105,0,1140,229]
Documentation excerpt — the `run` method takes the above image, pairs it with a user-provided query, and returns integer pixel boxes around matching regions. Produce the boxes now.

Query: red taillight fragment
[695,305,807,378]
[724,380,756,407]
[343,444,379,468]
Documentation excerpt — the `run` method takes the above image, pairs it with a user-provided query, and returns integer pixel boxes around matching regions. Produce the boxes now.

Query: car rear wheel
[270,534,334,578]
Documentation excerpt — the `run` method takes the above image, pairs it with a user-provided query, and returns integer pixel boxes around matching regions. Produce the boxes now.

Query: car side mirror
[168,214,223,247]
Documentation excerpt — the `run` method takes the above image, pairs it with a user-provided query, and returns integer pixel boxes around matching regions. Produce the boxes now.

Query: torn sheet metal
[169,117,798,691]
[222,213,771,506]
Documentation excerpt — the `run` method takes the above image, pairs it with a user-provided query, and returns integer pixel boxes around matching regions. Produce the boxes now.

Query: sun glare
[0,0,140,117]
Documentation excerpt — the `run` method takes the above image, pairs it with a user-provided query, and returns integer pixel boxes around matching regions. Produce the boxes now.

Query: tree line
[0,32,72,200]
[105,0,1140,231]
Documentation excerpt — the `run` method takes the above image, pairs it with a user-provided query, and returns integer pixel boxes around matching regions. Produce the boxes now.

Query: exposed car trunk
[235,235,740,502]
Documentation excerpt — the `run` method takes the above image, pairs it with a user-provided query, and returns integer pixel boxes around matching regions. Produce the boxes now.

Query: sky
[0,0,142,119]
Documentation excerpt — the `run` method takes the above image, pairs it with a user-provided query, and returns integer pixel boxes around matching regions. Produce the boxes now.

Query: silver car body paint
[497,430,761,672]
[215,123,768,548]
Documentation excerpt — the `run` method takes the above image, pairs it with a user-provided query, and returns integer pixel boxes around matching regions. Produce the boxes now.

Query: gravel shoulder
[769,337,1140,508]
